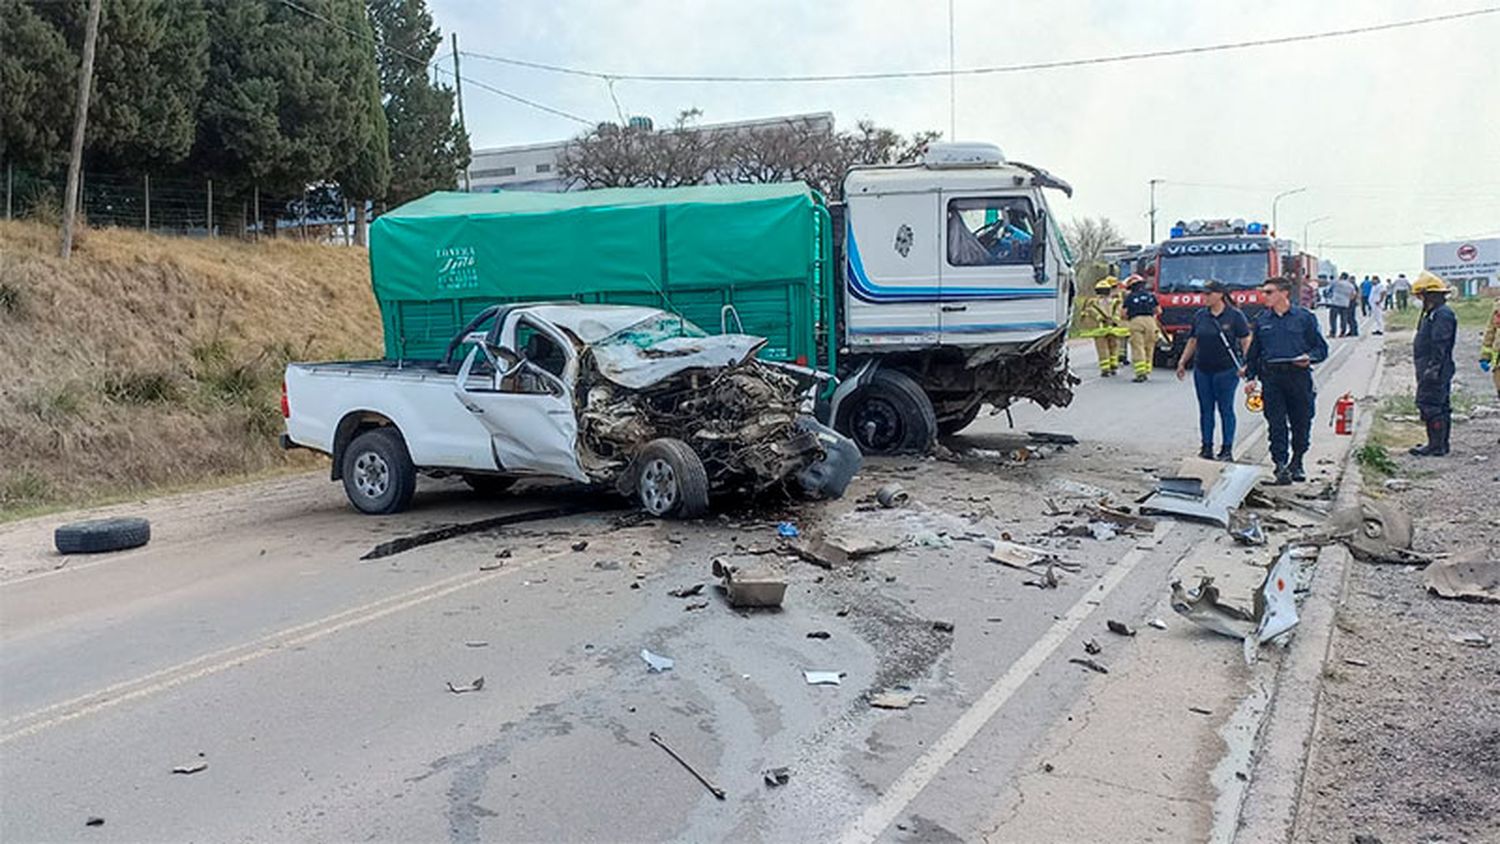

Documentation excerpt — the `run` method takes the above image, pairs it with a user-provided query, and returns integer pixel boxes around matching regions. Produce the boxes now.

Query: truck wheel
[341,428,417,515]
[937,402,983,438]
[837,369,938,455]
[635,438,710,519]
[54,517,151,554]
[462,474,516,497]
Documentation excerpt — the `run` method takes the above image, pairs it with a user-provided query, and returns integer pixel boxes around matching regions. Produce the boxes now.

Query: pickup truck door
[452,332,587,482]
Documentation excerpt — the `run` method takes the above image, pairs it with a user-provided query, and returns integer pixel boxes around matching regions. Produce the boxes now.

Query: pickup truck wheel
[462,474,516,497]
[837,369,938,455]
[342,428,416,515]
[635,438,709,519]
[54,517,151,554]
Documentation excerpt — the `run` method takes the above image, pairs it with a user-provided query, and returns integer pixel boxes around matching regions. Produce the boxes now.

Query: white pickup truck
[281,303,860,517]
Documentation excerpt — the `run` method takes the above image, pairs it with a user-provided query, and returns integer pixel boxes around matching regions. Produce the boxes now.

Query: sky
[427,0,1500,277]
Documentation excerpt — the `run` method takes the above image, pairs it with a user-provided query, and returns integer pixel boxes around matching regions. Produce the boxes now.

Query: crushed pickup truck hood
[589,334,767,390]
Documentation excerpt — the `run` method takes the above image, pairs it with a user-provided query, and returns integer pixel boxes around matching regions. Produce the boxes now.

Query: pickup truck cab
[283,303,858,517]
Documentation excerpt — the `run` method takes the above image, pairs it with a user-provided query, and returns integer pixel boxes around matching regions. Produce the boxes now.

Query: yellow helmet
[1095,276,1119,292]
[1411,271,1453,295]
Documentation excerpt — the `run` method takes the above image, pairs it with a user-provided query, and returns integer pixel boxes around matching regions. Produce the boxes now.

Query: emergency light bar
[1168,218,1269,238]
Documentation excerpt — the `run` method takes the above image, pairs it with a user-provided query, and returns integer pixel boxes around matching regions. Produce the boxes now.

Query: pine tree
[0,0,79,170]
[331,0,390,244]
[369,0,470,208]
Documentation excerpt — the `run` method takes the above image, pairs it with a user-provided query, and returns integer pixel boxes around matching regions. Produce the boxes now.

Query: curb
[1231,342,1386,844]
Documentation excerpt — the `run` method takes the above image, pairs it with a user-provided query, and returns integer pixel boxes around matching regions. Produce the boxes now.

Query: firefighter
[1242,276,1329,484]
[1481,295,1500,399]
[1076,276,1124,376]
[1409,271,1458,457]
[1123,275,1161,382]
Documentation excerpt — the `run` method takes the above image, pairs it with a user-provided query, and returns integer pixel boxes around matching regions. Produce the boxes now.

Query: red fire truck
[1144,218,1291,366]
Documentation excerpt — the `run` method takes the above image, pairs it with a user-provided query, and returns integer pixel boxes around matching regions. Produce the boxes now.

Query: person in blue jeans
[1176,280,1252,460]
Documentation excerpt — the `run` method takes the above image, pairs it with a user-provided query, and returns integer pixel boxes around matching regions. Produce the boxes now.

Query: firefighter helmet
[1094,276,1119,292]
[1411,271,1453,296]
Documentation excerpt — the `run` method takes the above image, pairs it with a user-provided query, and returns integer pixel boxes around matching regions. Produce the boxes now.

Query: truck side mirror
[1032,211,1047,283]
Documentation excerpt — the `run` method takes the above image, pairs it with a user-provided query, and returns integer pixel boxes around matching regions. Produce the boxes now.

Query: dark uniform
[1244,305,1329,479]
[1412,300,1458,455]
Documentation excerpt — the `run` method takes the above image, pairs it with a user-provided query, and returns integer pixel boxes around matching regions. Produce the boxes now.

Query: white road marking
[839,520,1175,844]
[0,552,563,744]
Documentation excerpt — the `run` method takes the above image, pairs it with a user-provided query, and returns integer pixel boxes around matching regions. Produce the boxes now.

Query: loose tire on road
[462,474,516,497]
[936,402,983,438]
[634,438,709,519]
[836,369,938,455]
[54,517,151,554]
[341,428,417,515]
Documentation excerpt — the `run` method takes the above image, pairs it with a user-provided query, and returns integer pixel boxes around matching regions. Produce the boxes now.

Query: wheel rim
[639,458,678,515]
[353,451,391,499]
[849,395,904,452]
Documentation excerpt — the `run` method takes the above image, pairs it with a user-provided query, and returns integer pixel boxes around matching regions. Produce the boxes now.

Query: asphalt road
[0,334,1379,842]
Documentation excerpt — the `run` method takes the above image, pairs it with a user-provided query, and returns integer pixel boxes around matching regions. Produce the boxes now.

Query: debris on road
[463,640,489,648]
[876,483,910,509]
[932,620,955,633]
[593,559,622,571]
[1023,564,1061,589]
[1448,632,1493,649]
[478,561,505,571]
[1028,431,1079,445]
[1172,547,1301,659]
[763,766,791,787]
[363,505,592,560]
[1069,657,1109,674]
[1106,620,1137,637]
[641,650,675,672]
[803,670,844,685]
[1171,579,1257,638]
[1328,500,1425,565]
[985,539,1054,568]
[1074,503,1157,535]
[54,516,152,555]
[807,630,831,639]
[1343,658,1370,667]
[649,731,725,800]
[909,530,953,549]
[1188,706,1214,716]
[712,556,788,608]
[870,689,923,709]
[1423,550,1499,603]
[1228,511,1267,546]
[572,540,590,552]
[85,817,105,827]
[668,583,706,598]
[684,601,708,611]
[777,522,800,539]
[171,762,208,775]
[446,677,486,693]
[1140,459,1260,528]
[794,532,900,567]
[1083,638,1102,655]
[1147,618,1168,630]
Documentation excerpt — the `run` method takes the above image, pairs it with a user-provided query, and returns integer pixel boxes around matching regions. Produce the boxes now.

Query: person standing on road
[1176,280,1252,461]
[1394,273,1412,310]
[1360,276,1374,316]
[1242,276,1330,485]
[1123,275,1161,382]
[1368,275,1388,335]
[1338,273,1360,336]
[1327,273,1350,336]
[1076,276,1125,377]
[1409,272,1459,457]
[1482,296,1500,399]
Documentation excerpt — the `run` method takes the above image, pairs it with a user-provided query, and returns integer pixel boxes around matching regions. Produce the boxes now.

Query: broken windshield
[594,312,708,352]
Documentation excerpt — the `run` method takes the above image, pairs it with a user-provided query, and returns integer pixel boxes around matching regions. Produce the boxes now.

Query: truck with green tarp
[364,141,1078,455]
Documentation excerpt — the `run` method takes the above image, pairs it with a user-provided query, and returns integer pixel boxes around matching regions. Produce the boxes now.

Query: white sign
[1424,238,1500,284]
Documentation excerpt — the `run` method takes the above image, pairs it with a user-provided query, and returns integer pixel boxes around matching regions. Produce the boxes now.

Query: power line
[458,5,1499,83]
[276,0,591,125]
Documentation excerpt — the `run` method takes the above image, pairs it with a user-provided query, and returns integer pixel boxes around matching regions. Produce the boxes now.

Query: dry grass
[0,220,380,518]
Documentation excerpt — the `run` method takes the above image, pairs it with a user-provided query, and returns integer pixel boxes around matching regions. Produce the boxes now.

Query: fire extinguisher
[1331,392,1355,436]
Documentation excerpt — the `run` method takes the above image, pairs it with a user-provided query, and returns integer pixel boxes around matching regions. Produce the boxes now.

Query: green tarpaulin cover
[368,183,828,364]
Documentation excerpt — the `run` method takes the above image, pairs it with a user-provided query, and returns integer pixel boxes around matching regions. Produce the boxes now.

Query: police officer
[1123,275,1161,382]
[1409,271,1458,457]
[1076,276,1125,376]
[1242,276,1329,485]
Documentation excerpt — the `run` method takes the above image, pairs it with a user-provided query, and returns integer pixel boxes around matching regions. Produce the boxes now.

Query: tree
[0,0,76,170]
[1063,217,1126,268]
[558,113,941,199]
[332,0,389,244]
[369,0,469,208]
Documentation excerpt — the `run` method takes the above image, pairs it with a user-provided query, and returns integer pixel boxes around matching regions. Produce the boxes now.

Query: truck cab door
[937,192,1060,346]
[452,319,587,482]
[841,188,942,348]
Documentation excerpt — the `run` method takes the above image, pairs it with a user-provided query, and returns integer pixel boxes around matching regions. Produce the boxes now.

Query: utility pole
[1271,186,1307,237]
[143,174,150,232]
[60,0,103,259]
[948,0,956,140]
[207,179,214,237]
[253,184,260,242]
[452,33,471,192]
[1148,178,1162,243]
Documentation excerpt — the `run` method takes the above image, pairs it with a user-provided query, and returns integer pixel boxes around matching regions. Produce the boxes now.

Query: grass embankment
[1380,297,1495,331]
[0,220,379,520]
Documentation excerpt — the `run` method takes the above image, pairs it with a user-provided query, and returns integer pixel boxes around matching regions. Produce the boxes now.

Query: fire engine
[1144,218,1291,366]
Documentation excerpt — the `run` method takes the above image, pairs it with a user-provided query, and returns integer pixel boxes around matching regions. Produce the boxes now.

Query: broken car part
[1140,459,1260,528]
[1228,510,1267,546]
[711,556,788,608]
[649,731,726,800]
[1171,547,1301,656]
[1069,658,1109,674]
[803,670,844,685]
[446,677,486,693]
[1424,551,1500,603]
[1106,620,1136,637]
[876,483,910,509]
[1326,499,1423,565]
[763,767,791,787]
[870,690,923,709]
[1449,632,1493,649]
[54,516,151,555]
[668,583,706,598]
[641,650,675,672]
[171,762,208,775]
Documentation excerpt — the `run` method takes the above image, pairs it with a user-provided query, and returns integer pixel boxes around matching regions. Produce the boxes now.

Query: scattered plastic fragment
[876,483,910,509]
[1087,521,1118,541]
[572,540,590,552]
[909,530,953,549]
[593,560,622,571]
[870,690,923,709]
[1228,511,1267,546]
[446,677,485,693]
[463,640,489,648]
[1106,620,1136,637]
[669,583,706,598]
[641,650,675,672]
[803,670,844,685]
[777,522,800,539]
[932,620,955,633]
[1188,706,1214,716]
[85,817,105,827]
[684,601,708,611]
[1147,618,1169,630]
[1449,632,1493,649]
[807,630,831,639]
[1083,638,1102,655]
[171,762,208,775]
[763,767,791,787]
[1424,551,1500,603]
[1069,658,1109,674]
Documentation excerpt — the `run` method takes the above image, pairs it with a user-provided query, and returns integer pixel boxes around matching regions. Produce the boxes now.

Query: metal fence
[3,163,362,243]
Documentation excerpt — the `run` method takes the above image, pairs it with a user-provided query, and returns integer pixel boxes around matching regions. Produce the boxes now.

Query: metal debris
[572,540,590,552]
[803,670,844,685]
[463,640,489,648]
[986,539,1054,568]
[593,559,621,571]
[1228,511,1268,546]
[763,767,792,787]
[171,762,208,775]
[1140,460,1261,528]
[668,583,706,598]
[1188,706,1214,716]
[1106,620,1136,637]
[684,601,708,611]
[932,620,955,633]
[1328,500,1425,565]
[807,630,831,639]
[876,483,910,509]
[1424,551,1500,603]
[1147,618,1169,630]
[1083,638,1102,655]
[1028,431,1079,445]
[446,677,486,693]
[1171,547,1301,660]
[650,731,725,800]
[85,817,105,827]
[870,690,923,709]
[641,650,675,672]
[712,556,788,608]
[1069,657,1109,674]
[478,561,505,571]
[1023,564,1061,589]
[1343,658,1370,667]
[1449,632,1493,649]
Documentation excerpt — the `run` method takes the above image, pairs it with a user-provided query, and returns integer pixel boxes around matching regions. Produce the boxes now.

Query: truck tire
[836,369,938,455]
[937,402,983,438]
[462,474,516,497]
[54,517,151,554]
[634,438,710,519]
[341,428,417,515]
